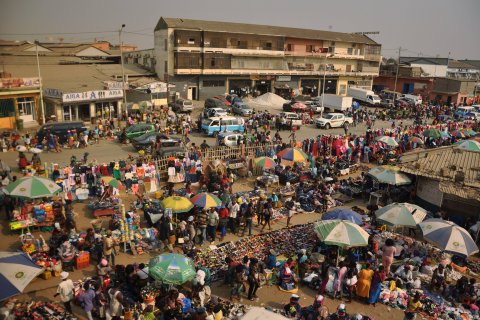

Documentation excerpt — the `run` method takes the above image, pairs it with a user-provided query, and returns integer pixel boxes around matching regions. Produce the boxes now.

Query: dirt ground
[0,175,404,319]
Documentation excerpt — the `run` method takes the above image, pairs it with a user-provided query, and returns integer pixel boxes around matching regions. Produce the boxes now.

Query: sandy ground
[0,172,405,319]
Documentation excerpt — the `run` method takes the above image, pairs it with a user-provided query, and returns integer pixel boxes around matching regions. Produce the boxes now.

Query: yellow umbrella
[131,103,140,110]
[161,196,193,213]
[101,176,122,189]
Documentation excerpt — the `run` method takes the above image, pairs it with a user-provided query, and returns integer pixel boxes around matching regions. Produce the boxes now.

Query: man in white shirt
[54,272,74,314]
[229,200,240,235]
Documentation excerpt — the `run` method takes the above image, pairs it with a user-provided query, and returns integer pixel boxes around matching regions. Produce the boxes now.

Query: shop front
[227,78,253,97]
[300,78,320,96]
[254,79,272,95]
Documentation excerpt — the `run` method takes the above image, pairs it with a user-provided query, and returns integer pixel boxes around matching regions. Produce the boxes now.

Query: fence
[154,143,282,180]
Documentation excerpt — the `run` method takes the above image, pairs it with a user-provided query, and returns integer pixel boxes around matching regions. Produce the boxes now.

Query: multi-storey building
[154,17,381,100]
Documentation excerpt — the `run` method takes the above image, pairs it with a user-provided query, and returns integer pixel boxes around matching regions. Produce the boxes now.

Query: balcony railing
[174,68,379,77]
[364,54,382,61]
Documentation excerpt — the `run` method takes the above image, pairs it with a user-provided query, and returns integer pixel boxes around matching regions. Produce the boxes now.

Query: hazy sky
[1,0,479,60]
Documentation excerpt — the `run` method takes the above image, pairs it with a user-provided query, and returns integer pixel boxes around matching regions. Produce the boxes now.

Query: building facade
[153,17,381,100]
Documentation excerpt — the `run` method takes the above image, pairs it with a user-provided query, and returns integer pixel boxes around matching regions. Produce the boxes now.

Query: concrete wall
[411,64,447,77]
[284,38,324,53]
[154,29,169,80]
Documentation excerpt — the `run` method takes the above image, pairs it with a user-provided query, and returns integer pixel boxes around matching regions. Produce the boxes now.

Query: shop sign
[104,81,128,90]
[276,76,291,82]
[44,88,63,99]
[0,77,40,89]
[62,89,123,103]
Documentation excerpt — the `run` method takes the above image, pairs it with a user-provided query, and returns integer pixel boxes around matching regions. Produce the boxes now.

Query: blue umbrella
[0,252,43,301]
[322,208,364,225]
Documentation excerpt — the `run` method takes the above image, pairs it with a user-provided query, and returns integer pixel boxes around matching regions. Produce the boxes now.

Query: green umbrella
[454,140,480,152]
[314,220,369,247]
[149,253,196,285]
[368,165,412,186]
[423,129,442,139]
[4,176,61,199]
[375,202,427,228]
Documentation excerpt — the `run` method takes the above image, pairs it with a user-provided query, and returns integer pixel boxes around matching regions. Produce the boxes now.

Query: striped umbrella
[254,156,277,169]
[314,220,369,247]
[375,202,427,228]
[368,165,412,186]
[190,192,222,209]
[0,252,44,301]
[450,130,467,138]
[277,148,308,162]
[149,253,196,285]
[3,176,61,199]
[161,196,193,213]
[101,176,123,189]
[376,136,399,147]
[419,219,479,256]
[423,129,442,139]
[454,140,480,152]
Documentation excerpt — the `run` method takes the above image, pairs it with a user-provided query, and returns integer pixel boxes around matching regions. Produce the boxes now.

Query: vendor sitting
[284,294,302,319]
[394,263,414,289]
[279,258,297,290]
[57,236,77,270]
[430,264,448,295]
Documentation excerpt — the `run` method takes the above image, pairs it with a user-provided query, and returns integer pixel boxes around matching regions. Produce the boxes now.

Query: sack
[345,275,358,286]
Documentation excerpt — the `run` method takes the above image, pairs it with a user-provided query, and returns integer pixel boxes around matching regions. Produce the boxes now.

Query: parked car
[218,132,244,147]
[232,103,253,116]
[282,101,307,112]
[205,98,229,110]
[202,107,228,118]
[169,99,194,113]
[37,121,88,144]
[465,111,480,121]
[213,95,232,107]
[454,106,476,118]
[304,100,324,114]
[125,123,155,140]
[379,99,395,108]
[315,113,353,129]
[279,112,302,129]
[201,116,245,136]
[131,132,181,152]
[157,146,186,158]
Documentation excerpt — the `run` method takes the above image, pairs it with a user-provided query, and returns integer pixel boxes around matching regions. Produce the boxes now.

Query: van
[205,98,227,109]
[201,116,245,136]
[169,99,194,113]
[454,106,475,118]
[400,94,422,105]
[37,121,87,144]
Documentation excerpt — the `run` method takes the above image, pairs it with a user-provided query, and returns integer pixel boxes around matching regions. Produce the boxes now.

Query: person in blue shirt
[265,249,278,270]
[79,281,97,320]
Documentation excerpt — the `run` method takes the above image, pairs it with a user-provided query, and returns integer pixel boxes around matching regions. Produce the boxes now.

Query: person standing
[382,238,397,275]
[333,262,347,300]
[241,202,254,237]
[108,285,124,320]
[79,281,97,320]
[229,200,240,235]
[218,205,229,242]
[369,265,387,306]
[343,121,349,136]
[247,259,260,301]
[356,263,374,303]
[54,272,74,314]
[197,209,208,245]
[207,208,219,244]
[260,199,273,232]
[103,230,116,266]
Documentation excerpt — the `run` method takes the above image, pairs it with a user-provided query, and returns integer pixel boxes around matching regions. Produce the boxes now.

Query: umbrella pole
[336,247,339,267]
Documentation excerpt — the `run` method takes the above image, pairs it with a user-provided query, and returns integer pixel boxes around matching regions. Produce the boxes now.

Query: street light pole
[119,24,127,108]
[393,46,401,102]
[35,41,46,124]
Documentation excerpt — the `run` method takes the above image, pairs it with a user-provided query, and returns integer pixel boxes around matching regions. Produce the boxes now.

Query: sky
[1,0,479,60]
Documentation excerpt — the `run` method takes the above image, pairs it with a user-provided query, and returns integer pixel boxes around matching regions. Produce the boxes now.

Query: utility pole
[321,54,333,113]
[119,24,127,108]
[393,47,401,102]
[35,41,46,124]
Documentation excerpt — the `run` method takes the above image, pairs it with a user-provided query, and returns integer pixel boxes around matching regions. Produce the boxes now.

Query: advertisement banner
[0,77,40,89]
[63,90,123,103]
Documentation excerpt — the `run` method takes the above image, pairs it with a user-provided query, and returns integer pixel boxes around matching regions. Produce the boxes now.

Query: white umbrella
[15,145,27,152]
[368,165,412,186]
[0,252,43,301]
[28,147,43,154]
[375,202,427,228]
[376,136,399,147]
[419,219,479,256]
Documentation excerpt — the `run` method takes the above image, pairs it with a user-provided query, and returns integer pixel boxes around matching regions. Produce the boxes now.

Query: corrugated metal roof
[448,60,478,69]
[400,147,480,189]
[438,182,480,200]
[155,17,378,45]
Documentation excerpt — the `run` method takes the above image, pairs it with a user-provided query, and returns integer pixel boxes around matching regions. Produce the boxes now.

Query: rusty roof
[155,17,379,45]
[400,147,480,199]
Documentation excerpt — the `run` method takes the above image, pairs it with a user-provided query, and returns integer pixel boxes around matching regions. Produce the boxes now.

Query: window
[164,39,167,50]
[328,47,335,53]
[0,98,15,118]
[164,61,168,72]
[347,48,353,55]
[203,80,225,87]
[286,44,293,51]
[306,45,314,53]
[238,41,248,49]
[188,38,195,45]
[211,120,219,126]
[17,97,36,119]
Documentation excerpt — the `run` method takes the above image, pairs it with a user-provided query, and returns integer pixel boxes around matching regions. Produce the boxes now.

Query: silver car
[232,103,253,116]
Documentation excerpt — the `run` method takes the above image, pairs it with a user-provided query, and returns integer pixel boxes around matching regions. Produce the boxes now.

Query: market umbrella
[15,145,27,152]
[139,101,153,109]
[454,140,480,152]
[314,220,369,247]
[161,196,193,213]
[149,253,196,285]
[28,147,43,154]
[0,252,44,301]
[322,208,364,225]
[464,129,477,136]
[101,176,123,189]
[409,136,424,144]
[439,131,451,139]
[375,202,427,228]
[190,192,222,209]
[419,219,479,257]
[277,148,308,162]
[450,130,466,138]
[376,136,399,147]
[4,176,61,199]
[367,165,412,186]
[253,156,277,169]
[423,129,442,139]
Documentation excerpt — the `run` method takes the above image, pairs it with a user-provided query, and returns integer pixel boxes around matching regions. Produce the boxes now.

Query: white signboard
[276,76,291,82]
[62,90,123,103]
